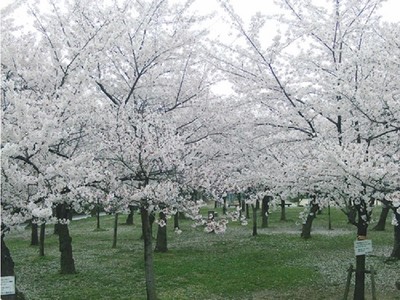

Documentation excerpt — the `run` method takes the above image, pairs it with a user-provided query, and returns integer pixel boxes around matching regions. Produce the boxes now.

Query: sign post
[354,239,373,256]
[1,276,16,300]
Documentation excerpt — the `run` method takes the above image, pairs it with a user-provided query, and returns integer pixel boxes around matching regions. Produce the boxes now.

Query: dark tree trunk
[125,205,135,225]
[238,194,243,219]
[112,213,119,249]
[354,226,368,300]
[174,212,179,230]
[301,198,319,239]
[222,197,227,215]
[390,210,400,259]
[96,201,101,230]
[54,206,72,235]
[1,224,17,300]
[54,205,62,235]
[54,223,59,235]
[246,203,250,219]
[328,203,332,230]
[241,195,245,216]
[149,213,155,238]
[280,199,286,221]
[252,204,257,236]
[261,196,271,228]
[39,223,45,257]
[353,201,369,300]
[57,203,76,274]
[59,223,75,274]
[214,201,218,209]
[372,205,389,231]
[141,212,155,240]
[1,233,15,277]
[155,211,168,253]
[141,207,157,300]
[30,221,39,246]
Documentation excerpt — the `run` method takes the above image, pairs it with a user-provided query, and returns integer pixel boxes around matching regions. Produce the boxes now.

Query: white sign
[1,276,16,295]
[354,240,373,256]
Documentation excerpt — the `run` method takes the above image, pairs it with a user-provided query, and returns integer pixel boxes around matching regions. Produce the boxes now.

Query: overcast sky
[1,0,399,57]
[1,0,398,96]
[2,0,400,21]
[2,0,398,45]
[224,0,400,22]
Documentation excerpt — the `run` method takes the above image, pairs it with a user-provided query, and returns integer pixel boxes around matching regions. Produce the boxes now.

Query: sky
[2,0,397,96]
[2,0,400,22]
[2,0,398,48]
[225,0,400,22]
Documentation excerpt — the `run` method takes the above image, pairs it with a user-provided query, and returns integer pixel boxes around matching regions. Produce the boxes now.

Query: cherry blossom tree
[2,0,229,297]
[1,0,108,274]
[69,1,225,298]
[215,0,399,298]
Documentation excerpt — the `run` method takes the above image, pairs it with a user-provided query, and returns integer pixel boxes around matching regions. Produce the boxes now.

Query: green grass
[4,205,399,300]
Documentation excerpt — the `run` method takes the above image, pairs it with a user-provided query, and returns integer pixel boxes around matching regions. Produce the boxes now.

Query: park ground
[5,205,400,300]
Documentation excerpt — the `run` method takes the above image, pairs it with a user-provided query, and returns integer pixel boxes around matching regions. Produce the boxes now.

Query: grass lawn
[4,205,399,300]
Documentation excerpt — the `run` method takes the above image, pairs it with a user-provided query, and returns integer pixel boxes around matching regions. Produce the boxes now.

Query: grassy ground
[4,205,399,300]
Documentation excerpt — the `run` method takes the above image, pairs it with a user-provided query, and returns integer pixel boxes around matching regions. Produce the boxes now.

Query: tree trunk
[328,203,332,230]
[372,205,389,231]
[261,196,270,228]
[354,227,368,300]
[141,207,157,300]
[1,224,17,300]
[353,202,369,300]
[241,195,245,215]
[390,210,400,259]
[155,211,168,253]
[54,205,62,235]
[125,205,134,225]
[238,194,243,219]
[280,199,286,221]
[39,223,45,257]
[222,197,228,216]
[174,212,179,230]
[30,221,39,246]
[222,197,227,215]
[112,213,119,249]
[59,223,76,274]
[252,204,257,236]
[57,203,76,274]
[246,203,250,219]
[96,201,101,230]
[149,212,155,237]
[141,212,155,240]
[301,198,319,239]
[54,223,59,235]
